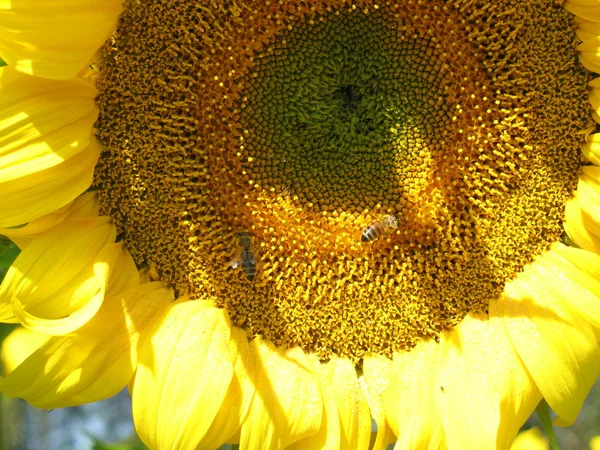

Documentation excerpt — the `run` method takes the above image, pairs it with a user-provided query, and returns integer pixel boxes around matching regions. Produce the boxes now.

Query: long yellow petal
[385,340,445,450]
[0,282,173,408]
[196,327,256,449]
[293,354,341,450]
[436,318,498,450]
[0,217,117,334]
[552,243,600,300]
[0,0,123,80]
[320,356,371,450]
[436,313,540,450]
[362,355,396,450]
[0,135,100,228]
[239,338,323,450]
[0,67,100,227]
[483,311,542,450]
[501,248,600,426]
[132,300,234,450]
[0,192,99,249]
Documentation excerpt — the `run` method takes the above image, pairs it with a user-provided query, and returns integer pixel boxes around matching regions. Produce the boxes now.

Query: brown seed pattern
[94,0,591,361]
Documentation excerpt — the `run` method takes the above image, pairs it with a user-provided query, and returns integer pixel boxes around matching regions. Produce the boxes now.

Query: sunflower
[1,0,600,448]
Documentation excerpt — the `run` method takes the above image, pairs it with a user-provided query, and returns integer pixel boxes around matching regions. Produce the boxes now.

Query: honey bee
[236,231,257,281]
[361,214,399,242]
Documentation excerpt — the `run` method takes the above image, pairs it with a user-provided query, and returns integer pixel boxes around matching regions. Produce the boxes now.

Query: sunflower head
[92,0,590,362]
[2,0,600,448]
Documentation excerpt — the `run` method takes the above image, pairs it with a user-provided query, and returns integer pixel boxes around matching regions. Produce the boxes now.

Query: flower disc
[94,0,591,361]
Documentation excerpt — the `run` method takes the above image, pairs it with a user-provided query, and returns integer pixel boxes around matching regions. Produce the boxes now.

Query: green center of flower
[240,10,446,211]
[94,0,591,361]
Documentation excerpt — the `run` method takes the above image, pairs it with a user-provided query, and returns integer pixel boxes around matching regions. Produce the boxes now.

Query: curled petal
[132,300,234,450]
[105,244,140,298]
[0,282,173,408]
[1,326,48,375]
[1,138,100,229]
[0,217,117,335]
[0,192,99,249]
[239,338,323,450]
[0,0,123,80]
[0,67,100,227]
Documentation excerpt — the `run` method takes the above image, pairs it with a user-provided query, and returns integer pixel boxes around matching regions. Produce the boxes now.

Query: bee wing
[382,214,399,229]
[230,258,242,269]
[250,252,256,264]
[242,251,256,265]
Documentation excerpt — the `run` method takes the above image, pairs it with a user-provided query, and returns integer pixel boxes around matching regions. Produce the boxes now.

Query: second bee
[237,231,257,281]
[361,214,399,242]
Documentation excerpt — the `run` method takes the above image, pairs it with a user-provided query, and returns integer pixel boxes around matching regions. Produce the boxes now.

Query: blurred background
[2,386,600,450]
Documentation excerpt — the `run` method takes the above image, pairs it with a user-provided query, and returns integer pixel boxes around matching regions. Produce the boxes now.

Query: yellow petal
[547,244,600,342]
[0,282,173,408]
[1,326,48,375]
[132,300,234,450]
[0,192,99,249]
[0,135,100,228]
[591,89,600,119]
[385,340,445,450]
[105,244,140,298]
[574,18,600,42]
[0,67,98,180]
[239,338,323,450]
[510,427,548,450]
[293,354,341,450]
[321,356,371,450]
[578,167,600,221]
[362,355,396,450]
[564,196,600,253]
[435,317,499,450]
[0,0,123,80]
[436,313,540,450]
[196,327,256,450]
[0,67,100,227]
[567,0,600,23]
[501,250,600,426]
[483,313,542,450]
[578,38,600,73]
[0,217,117,335]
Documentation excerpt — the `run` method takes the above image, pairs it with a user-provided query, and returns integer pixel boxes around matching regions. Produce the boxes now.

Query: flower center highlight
[94,0,590,361]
